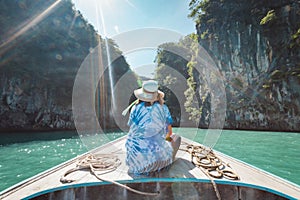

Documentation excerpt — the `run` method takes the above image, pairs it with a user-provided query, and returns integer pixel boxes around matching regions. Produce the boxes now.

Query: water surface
[0,128,299,192]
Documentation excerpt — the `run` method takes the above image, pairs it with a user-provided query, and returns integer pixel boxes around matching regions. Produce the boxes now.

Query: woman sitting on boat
[125,80,181,174]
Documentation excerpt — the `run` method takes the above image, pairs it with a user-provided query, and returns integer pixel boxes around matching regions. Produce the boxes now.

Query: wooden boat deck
[0,136,299,199]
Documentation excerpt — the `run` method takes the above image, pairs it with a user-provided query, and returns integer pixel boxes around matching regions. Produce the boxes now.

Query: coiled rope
[60,153,159,196]
[183,144,239,180]
[181,143,240,200]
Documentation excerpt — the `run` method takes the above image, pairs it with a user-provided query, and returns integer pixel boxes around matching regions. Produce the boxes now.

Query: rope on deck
[180,142,240,200]
[60,153,159,196]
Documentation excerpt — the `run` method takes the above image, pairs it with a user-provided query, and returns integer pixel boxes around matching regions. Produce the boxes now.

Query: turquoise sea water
[0,128,299,192]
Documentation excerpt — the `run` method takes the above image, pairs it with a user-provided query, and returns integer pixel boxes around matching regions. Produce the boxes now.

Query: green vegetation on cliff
[155,0,300,131]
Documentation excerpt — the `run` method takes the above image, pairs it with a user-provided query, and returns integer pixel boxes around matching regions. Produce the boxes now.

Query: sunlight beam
[124,0,138,10]
[95,0,116,109]
[0,0,62,55]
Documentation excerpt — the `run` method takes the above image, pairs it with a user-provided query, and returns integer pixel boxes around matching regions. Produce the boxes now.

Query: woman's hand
[165,135,172,142]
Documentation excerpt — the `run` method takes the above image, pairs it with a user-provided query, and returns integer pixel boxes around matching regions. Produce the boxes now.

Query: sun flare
[0,0,62,55]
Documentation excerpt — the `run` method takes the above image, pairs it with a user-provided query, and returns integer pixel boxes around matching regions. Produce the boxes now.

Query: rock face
[190,0,300,131]
[0,0,137,131]
[0,76,73,130]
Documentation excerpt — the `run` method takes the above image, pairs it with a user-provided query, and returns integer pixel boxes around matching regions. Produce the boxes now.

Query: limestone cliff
[0,0,137,131]
[188,0,300,131]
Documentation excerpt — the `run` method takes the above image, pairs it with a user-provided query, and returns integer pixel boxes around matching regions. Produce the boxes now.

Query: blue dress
[125,102,173,174]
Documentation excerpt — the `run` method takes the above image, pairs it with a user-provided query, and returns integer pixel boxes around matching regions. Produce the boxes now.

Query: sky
[72,0,196,78]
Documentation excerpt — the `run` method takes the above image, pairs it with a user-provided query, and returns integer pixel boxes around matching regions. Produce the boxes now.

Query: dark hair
[137,99,158,107]
[135,92,164,107]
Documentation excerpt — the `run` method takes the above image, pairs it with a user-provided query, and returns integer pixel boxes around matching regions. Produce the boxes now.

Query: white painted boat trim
[23,178,297,200]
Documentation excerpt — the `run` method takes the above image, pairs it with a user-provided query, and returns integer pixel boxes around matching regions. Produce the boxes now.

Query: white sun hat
[122,80,164,116]
[134,80,164,102]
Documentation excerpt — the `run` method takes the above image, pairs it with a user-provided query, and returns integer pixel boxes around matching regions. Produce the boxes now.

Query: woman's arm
[165,124,173,141]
